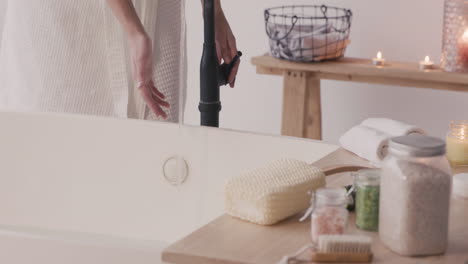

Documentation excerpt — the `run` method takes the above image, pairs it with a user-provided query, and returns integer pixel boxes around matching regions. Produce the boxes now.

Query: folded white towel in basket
[291,32,349,61]
[339,125,390,165]
[268,23,349,61]
[362,118,426,136]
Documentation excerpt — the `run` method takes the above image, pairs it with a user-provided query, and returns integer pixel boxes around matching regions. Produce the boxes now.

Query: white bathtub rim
[0,110,334,145]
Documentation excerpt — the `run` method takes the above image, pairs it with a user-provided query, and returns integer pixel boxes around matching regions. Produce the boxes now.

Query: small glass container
[354,169,381,232]
[310,188,349,243]
[380,135,452,256]
[446,121,468,166]
[441,0,468,72]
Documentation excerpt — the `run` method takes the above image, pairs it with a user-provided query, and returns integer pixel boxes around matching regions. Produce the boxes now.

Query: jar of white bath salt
[309,188,350,243]
[379,134,452,256]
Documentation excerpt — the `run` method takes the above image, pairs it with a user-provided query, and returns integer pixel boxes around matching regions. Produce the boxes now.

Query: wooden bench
[251,55,468,140]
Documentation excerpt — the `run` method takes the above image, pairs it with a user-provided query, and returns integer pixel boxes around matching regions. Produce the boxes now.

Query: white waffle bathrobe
[0,0,186,122]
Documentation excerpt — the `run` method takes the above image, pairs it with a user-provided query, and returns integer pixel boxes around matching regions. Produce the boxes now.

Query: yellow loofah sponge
[225,159,326,225]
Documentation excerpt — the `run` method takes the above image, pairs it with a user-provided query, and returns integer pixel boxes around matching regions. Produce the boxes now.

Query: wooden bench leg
[281,71,322,140]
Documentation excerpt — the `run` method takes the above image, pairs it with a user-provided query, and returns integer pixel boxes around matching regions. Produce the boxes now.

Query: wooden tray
[162,150,468,264]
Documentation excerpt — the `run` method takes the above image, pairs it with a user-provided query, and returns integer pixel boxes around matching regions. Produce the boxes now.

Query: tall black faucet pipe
[199,0,242,127]
[199,0,220,127]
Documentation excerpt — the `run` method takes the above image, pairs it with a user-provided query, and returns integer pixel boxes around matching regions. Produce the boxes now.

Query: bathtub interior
[0,226,166,264]
[0,112,337,254]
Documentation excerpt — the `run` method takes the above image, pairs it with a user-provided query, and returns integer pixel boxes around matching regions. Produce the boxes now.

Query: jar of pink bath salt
[310,188,350,243]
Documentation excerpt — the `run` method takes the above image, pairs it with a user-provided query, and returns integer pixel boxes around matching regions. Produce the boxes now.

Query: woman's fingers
[150,82,166,100]
[216,40,223,64]
[139,84,169,119]
[228,31,238,59]
[227,33,239,87]
[154,104,168,119]
[219,39,241,87]
[139,81,170,107]
[217,40,240,87]
[152,92,171,108]
[228,60,240,88]
[221,42,233,64]
[141,87,160,117]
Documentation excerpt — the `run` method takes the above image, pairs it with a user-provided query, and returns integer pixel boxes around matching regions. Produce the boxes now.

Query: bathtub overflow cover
[162,156,189,186]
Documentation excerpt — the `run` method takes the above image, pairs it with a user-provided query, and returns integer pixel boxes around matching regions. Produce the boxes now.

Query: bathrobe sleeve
[0,0,124,116]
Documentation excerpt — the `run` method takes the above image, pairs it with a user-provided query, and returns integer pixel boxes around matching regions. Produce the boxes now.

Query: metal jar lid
[315,187,349,206]
[389,134,446,157]
[355,169,381,186]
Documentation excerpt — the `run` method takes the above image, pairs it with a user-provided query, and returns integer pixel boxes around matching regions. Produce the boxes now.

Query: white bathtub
[0,112,337,263]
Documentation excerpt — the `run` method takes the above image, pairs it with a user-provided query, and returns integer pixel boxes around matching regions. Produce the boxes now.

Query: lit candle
[419,56,435,70]
[447,121,468,166]
[458,29,468,68]
[372,51,386,66]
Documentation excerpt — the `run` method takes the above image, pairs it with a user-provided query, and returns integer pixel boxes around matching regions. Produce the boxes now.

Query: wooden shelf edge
[255,65,468,92]
[251,55,468,89]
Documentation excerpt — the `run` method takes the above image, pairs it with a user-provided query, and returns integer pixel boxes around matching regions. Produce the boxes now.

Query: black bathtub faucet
[199,0,242,127]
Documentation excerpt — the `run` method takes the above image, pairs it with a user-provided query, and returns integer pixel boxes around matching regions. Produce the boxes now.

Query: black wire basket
[265,5,353,62]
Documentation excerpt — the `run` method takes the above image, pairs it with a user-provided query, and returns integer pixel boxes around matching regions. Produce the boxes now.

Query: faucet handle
[218,51,243,86]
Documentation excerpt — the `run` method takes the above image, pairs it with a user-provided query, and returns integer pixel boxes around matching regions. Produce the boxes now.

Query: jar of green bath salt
[354,169,381,231]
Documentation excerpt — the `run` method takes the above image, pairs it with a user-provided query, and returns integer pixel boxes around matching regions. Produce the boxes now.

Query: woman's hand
[106,0,170,119]
[129,33,170,119]
[215,6,240,88]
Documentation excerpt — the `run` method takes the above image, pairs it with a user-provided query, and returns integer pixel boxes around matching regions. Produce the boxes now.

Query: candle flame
[425,56,430,63]
[463,29,468,42]
[377,51,382,60]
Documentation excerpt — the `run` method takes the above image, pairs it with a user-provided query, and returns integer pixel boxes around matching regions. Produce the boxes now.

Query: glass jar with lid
[354,169,381,232]
[446,120,468,166]
[379,134,452,256]
[307,188,350,243]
